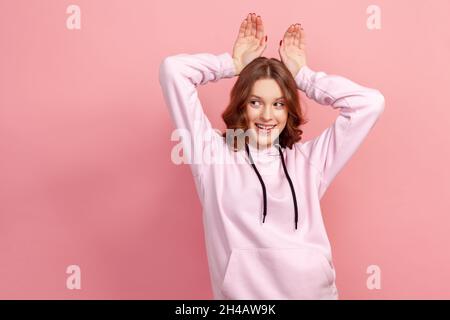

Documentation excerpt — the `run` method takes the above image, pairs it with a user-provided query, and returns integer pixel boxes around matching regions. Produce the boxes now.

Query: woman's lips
[255,123,277,135]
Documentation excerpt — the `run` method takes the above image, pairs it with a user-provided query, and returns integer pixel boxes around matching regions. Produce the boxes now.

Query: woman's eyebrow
[250,95,285,100]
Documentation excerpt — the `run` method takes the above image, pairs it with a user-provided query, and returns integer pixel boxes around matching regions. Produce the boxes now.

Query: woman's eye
[250,100,260,107]
[250,100,285,108]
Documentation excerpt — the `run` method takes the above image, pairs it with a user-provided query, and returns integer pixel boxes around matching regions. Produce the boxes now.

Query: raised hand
[278,23,307,78]
[232,13,268,75]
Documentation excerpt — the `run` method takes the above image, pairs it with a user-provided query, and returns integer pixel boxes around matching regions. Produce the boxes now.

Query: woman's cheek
[247,107,260,119]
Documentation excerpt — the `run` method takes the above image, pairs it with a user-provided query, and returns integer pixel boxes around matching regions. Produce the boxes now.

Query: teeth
[256,124,276,130]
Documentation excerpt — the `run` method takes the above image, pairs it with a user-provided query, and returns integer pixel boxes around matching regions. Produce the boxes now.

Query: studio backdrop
[1,0,449,299]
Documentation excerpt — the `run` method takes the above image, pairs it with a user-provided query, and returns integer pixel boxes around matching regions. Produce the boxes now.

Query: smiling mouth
[255,123,277,135]
[255,123,276,130]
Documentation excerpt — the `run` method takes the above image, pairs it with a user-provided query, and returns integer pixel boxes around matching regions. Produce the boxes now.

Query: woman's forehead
[249,94,285,100]
[250,79,284,99]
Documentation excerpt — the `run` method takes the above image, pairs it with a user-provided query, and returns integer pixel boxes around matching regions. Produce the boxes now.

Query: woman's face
[245,78,288,149]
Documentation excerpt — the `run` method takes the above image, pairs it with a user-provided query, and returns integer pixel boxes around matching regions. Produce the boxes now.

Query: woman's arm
[158,52,237,178]
[278,23,385,198]
[159,13,268,179]
[294,65,385,199]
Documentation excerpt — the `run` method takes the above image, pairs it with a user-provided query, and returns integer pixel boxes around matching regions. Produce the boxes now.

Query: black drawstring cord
[276,144,299,230]
[245,143,267,223]
[244,142,299,230]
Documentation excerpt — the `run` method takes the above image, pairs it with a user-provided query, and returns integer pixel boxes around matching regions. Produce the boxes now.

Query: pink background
[1,0,449,299]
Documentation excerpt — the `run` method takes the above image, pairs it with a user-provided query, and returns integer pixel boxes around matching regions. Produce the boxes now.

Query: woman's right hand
[278,23,307,78]
[232,13,268,75]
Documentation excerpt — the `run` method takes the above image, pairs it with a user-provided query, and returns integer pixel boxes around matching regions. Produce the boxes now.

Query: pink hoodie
[158,51,385,300]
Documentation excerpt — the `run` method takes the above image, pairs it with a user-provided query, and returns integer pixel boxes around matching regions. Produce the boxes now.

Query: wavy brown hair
[221,56,308,152]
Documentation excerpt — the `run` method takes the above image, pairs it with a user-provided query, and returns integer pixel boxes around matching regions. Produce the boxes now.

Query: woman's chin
[245,128,281,148]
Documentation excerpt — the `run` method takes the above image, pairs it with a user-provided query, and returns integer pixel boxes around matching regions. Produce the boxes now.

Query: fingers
[287,24,295,46]
[244,13,252,37]
[299,26,306,50]
[293,24,300,47]
[281,24,292,47]
[242,13,265,40]
[238,18,247,39]
[250,13,256,37]
[282,23,304,49]
[255,15,264,44]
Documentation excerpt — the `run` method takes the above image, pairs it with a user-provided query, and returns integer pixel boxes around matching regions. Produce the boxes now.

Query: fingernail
[280,40,282,46]
[265,35,268,41]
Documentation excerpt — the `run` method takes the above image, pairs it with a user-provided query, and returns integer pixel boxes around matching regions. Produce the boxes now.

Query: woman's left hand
[278,23,307,78]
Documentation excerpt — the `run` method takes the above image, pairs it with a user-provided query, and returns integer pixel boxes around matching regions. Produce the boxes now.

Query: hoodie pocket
[220,247,336,300]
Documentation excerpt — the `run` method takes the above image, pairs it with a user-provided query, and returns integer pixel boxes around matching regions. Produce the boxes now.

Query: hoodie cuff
[217,52,237,78]
[294,65,315,92]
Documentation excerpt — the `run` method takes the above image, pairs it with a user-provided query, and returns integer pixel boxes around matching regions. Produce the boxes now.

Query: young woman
[159,13,385,300]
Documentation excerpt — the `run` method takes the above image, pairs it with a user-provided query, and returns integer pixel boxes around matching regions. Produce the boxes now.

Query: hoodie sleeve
[294,65,385,199]
[158,52,237,178]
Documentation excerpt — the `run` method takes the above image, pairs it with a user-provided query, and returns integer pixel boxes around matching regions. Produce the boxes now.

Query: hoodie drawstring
[245,143,299,230]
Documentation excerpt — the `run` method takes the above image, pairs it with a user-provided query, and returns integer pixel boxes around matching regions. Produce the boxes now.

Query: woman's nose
[261,106,273,120]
